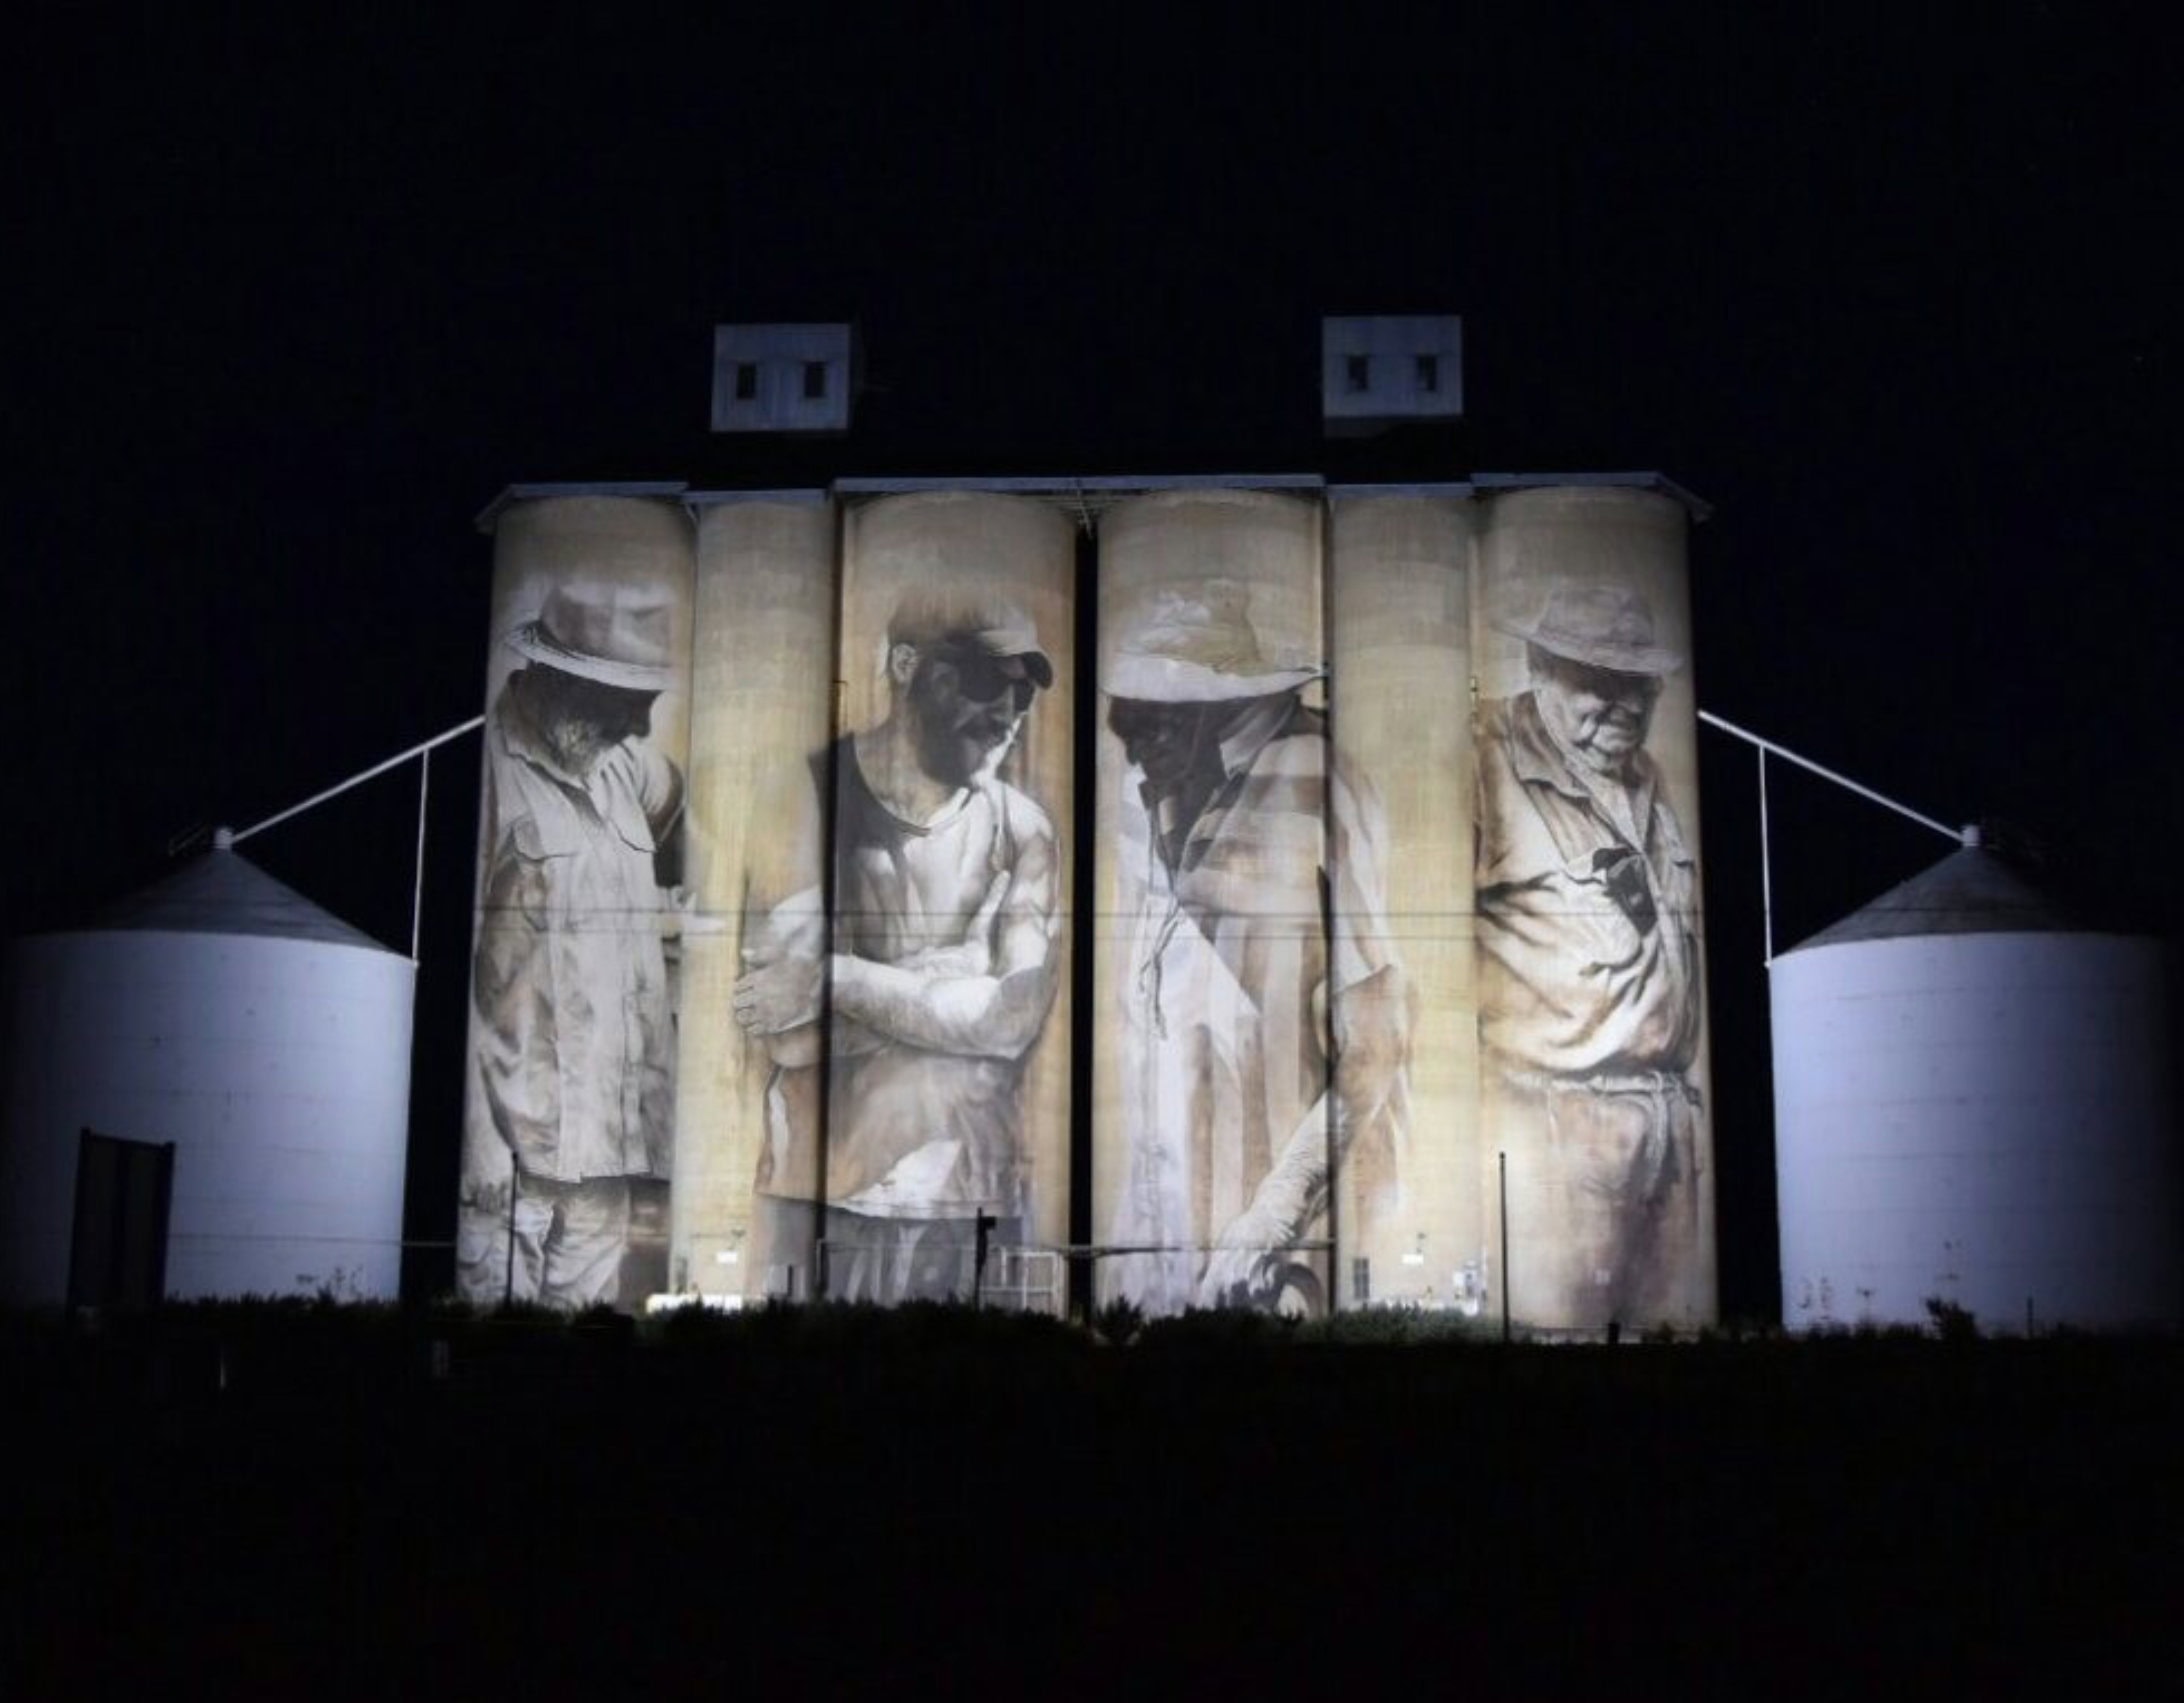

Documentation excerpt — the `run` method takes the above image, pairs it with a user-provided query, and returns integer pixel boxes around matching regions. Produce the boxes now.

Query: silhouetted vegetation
[5,1299,2180,1694]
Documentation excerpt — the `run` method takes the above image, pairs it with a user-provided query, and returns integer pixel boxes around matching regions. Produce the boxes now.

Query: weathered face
[1106,697,1212,790]
[907,643,1040,787]
[1532,649,1662,767]
[531,668,658,774]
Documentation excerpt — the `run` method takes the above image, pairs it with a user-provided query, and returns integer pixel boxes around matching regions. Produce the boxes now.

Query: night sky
[8,5,2177,1316]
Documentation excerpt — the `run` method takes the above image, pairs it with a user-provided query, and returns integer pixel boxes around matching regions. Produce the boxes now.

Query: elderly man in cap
[458,579,684,1308]
[732,590,1061,1303]
[1103,582,1410,1314]
[1475,581,1704,1329]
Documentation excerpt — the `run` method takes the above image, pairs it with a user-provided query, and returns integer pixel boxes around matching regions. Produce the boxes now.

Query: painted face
[1106,697,1211,791]
[1533,651,1662,768]
[909,645,1039,787]
[534,669,658,774]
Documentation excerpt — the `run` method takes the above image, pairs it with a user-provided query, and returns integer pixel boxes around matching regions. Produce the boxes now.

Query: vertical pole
[503,1167,518,1309]
[1317,495,1339,1316]
[1498,1150,1511,1344]
[811,494,849,1304]
[1757,746,1774,966]
[411,746,432,964]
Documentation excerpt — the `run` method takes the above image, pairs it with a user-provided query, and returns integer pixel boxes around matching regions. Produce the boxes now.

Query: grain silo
[1771,839,2182,1332]
[0,836,415,1305]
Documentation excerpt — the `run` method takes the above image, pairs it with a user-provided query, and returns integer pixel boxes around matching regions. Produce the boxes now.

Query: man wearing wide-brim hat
[1100,583,1411,1316]
[458,578,685,1309]
[1475,581,1705,1331]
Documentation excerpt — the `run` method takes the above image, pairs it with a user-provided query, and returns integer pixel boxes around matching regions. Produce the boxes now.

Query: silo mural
[1471,486,1714,1331]
[1093,489,1413,1315]
[457,495,696,1309]
[1328,493,1478,1311]
[455,477,1717,1329]
[725,492,1074,1304]
[671,494,838,1302]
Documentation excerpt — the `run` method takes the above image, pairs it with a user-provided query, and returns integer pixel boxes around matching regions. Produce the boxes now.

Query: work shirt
[469,681,682,1184]
[1475,691,1701,1079]
[1108,697,1409,1310]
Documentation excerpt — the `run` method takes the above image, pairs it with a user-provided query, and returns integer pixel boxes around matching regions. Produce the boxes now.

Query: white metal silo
[0,837,414,1305]
[1771,844,2181,1333]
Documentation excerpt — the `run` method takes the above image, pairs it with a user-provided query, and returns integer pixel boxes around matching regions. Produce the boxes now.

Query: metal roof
[85,845,396,953]
[1785,845,2082,952]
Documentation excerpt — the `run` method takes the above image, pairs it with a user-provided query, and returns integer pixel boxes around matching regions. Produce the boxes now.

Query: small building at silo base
[0,842,414,1306]
[1771,845,2181,1333]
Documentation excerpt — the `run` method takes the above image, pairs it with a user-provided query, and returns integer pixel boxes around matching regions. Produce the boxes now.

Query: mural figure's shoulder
[986,775,1057,851]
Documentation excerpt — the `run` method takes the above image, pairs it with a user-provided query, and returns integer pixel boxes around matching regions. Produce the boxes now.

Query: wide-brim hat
[1494,583,1684,676]
[505,580,678,692]
[1105,581,1321,703]
[887,589,1054,690]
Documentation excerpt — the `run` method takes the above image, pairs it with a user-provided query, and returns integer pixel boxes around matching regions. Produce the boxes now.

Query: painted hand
[1195,1202,1293,1310]
[732,949,823,1034]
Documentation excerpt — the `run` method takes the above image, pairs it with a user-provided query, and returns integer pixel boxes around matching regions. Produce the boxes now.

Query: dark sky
[8,4,2177,1314]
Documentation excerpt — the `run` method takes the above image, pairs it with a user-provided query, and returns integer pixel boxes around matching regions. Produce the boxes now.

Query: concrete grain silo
[1771,841,2182,1332]
[0,837,415,1305]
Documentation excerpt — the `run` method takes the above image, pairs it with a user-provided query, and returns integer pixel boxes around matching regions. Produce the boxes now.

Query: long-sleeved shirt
[467,681,682,1183]
[1475,691,1701,1080]
[1108,697,1410,1309]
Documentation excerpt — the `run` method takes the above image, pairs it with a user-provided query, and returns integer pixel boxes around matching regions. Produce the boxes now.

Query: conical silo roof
[86,842,395,953]
[1786,844,2077,953]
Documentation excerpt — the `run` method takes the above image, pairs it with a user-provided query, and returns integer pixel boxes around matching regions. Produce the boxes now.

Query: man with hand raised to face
[461,580,684,1309]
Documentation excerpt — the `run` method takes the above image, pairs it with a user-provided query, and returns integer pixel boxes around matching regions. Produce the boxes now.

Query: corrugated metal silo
[1771,844,2182,1332]
[0,840,415,1305]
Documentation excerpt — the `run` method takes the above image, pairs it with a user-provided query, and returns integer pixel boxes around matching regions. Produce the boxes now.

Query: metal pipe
[1758,746,1774,966]
[1696,709,1966,844]
[230,716,485,846]
[410,746,432,965]
[1498,1150,1511,1344]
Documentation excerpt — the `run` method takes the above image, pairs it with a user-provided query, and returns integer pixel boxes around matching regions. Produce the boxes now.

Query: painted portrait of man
[458,579,684,1308]
[1102,582,1411,1314]
[1475,581,1705,1328]
[732,590,1062,1302]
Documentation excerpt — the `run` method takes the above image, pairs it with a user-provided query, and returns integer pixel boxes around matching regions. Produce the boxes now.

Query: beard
[907,665,1023,788]
[914,703,1019,787]
[543,717,619,776]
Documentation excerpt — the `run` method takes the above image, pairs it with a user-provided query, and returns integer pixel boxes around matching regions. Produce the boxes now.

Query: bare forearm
[1243,982,1409,1233]
[828,954,1048,1058]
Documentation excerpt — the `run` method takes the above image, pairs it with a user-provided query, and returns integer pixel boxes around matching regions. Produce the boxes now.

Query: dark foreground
[4,1303,2179,1697]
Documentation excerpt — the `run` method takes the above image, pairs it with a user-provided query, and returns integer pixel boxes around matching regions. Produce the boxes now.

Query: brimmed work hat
[505,581,678,692]
[1105,581,1321,703]
[1495,583,1684,676]
[888,590,1054,690]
